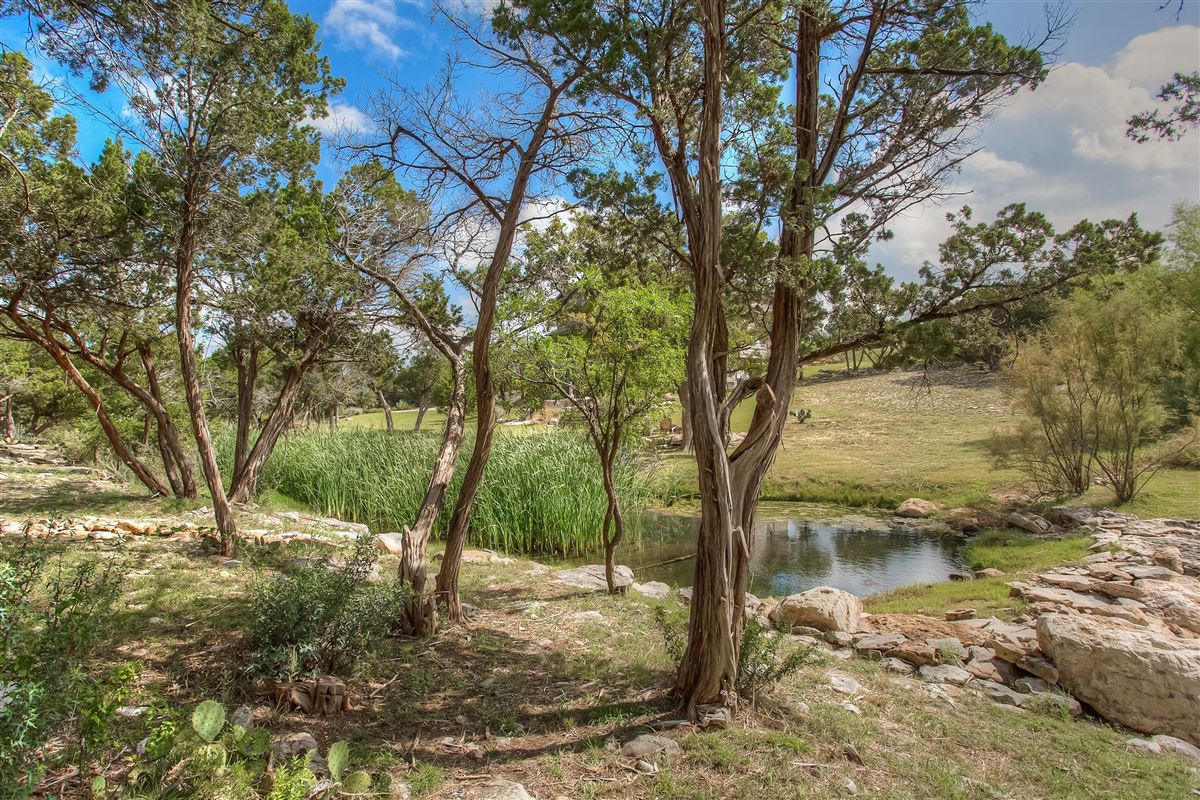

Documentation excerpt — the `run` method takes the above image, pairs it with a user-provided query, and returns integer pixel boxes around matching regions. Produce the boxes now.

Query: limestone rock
[1152,546,1185,574]
[975,568,1005,578]
[1037,614,1200,746]
[885,642,939,667]
[1150,735,1200,764]
[918,664,972,685]
[375,533,404,554]
[269,732,319,769]
[1006,511,1053,535]
[896,498,939,518]
[944,608,976,621]
[770,586,862,633]
[555,564,633,591]
[631,581,671,598]
[851,633,906,652]
[462,779,536,800]
[619,734,681,758]
[881,657,915,675]
[925,636,967,661]
[828,672,864,695]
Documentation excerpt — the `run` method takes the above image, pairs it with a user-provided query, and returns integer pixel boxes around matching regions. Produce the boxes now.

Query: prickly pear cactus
[237,727,271,757]
[191,700,226,743]
[340,770,372,795]
[327,740,350,781]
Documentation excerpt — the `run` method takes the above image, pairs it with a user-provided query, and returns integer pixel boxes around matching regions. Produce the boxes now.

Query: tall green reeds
[229,428,653,557]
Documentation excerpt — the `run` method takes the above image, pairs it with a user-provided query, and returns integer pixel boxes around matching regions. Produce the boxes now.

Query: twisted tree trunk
[398,355,467,636]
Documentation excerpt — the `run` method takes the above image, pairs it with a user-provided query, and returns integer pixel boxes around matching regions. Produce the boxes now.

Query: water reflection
[608,505,965,597]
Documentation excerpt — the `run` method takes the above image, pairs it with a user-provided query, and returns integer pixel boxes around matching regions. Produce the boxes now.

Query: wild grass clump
[244,429,653,557]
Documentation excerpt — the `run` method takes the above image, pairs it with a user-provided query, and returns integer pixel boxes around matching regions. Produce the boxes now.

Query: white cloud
[1111,25,1200,90]
[870,25,1200,280]
[306,101,371,136]
[324,0,412,60]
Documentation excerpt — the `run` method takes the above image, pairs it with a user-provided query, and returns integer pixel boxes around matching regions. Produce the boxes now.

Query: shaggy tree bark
[175,191,237,554]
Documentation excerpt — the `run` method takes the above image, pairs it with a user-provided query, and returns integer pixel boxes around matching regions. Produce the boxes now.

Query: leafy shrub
[654,609,811,706]
[244,535,404,679]
[0,538,126,797]
[736,619,812,706]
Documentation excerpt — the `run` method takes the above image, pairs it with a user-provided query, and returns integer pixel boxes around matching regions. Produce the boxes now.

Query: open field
[659,367,1199,515]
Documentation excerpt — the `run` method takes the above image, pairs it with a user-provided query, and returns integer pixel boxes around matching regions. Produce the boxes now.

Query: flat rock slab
[631,581,671,598]
[620,734,682,758]
[852,633,907,651]
[555,564,634,591]
[462,779,536,800]
[919,664,973,685]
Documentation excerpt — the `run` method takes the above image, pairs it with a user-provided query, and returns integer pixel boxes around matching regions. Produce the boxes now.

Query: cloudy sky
[298,0,1200,278]
[5,1,1199,281]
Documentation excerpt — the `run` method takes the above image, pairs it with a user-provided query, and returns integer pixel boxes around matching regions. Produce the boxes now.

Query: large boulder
[769,586,862,633]
[1037,614,1200,746]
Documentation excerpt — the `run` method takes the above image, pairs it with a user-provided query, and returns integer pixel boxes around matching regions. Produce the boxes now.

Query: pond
[608,503,967,598]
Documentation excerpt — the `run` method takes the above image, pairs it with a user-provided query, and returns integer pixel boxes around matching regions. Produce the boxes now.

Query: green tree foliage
[997,288,1183,503]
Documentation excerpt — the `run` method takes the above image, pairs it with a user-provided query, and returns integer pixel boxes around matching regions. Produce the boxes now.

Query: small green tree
[1000,288,1181,503]
[510,275,687,592]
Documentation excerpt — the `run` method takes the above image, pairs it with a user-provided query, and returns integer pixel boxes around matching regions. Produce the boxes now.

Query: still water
[611,503,966,597]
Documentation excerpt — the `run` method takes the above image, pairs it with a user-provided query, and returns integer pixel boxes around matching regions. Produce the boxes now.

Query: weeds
[244,535,403,679]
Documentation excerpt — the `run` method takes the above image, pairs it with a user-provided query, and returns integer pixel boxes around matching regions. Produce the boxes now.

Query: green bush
[244,535,403,679]
[0,538,126,798]
[229,428,653,556]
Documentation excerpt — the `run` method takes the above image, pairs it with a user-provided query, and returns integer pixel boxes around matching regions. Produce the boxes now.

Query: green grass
[246,428,651,557]
[865,529,1092,618]
[341,407,449,431]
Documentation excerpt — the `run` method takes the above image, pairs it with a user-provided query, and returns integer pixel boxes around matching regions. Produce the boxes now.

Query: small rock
[918,664,972,685]
[1125,737,1161,755]
[1150,735,1200,764]
[840,702,862,715]
[571,611,604,622]
[881,657,915,675]
[851,633,906,652]
[1015,676,1052,695]
[230,705,254,729]
[1006,511,1053,535]
[555,564,633,591]
[269,732,319,768]
[886,642,939,667]
[828,672,864,695]
[925,637,967,661]
[948,570,975,581]
[842,742,864,765]
[461,779,535,800]
[115,705,148,718]
[896,498,939,518]
[619,734,682,759]
[826,631,854,648]
[841,777,859,796]
[978,680,1028,708]
[1152,546,1185,574]
[633,759,659,774]
[975,568,1005,578]
[944,608,976,621]
[222,559,242,568]
[388,779,413,800]
[631,581,670,598]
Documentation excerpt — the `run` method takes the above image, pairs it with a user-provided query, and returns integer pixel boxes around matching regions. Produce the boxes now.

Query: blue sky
[4,0,1200,280]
